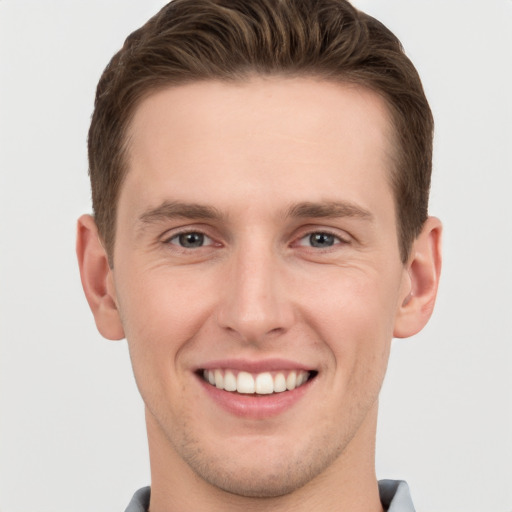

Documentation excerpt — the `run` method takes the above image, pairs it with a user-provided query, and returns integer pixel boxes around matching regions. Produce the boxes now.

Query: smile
[201,369,315,395]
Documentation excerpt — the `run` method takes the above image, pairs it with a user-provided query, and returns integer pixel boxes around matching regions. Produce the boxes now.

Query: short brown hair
[88,0,433,264]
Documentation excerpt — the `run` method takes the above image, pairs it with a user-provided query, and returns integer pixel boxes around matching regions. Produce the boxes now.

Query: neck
[146,405,384,512]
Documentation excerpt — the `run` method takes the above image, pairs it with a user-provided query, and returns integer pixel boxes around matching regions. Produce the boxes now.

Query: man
[76,0,442,510]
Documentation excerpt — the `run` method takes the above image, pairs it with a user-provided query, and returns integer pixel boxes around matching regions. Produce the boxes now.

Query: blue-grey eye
[308,232,336,248]
[300,231,339,249]
[171,232,210,248]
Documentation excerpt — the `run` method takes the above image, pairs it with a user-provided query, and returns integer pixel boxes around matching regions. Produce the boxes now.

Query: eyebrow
[285,201,373,220]
[136,199,373,232]
[137,200,224,227]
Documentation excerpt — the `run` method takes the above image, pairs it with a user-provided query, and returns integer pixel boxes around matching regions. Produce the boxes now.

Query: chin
[175,429,345,499]
[193,458,322,498]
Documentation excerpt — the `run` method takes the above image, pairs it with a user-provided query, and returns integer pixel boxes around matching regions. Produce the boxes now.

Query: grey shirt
[124,479,415,511]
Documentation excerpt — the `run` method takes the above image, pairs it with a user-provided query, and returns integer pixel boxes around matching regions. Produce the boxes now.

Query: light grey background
[0,1,510,511]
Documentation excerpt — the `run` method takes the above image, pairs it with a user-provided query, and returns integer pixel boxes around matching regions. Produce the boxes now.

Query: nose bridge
[217,235,292,342]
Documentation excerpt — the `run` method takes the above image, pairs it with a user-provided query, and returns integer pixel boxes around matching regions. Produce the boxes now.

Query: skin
[77,77,442,512]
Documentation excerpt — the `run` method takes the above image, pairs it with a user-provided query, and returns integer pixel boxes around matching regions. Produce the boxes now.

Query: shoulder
[378,480,416,512]
[124,486,150,512]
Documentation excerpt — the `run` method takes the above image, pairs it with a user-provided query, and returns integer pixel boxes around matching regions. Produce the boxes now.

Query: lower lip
[197,375,314,419]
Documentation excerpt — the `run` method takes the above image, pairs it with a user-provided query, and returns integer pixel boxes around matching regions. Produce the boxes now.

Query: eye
[297,231,345,248]
[168,232,213,248]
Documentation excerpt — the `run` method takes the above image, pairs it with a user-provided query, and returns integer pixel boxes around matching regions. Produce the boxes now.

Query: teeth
[274,373,287,392]
[286,371,296,390]
[255,372,273,394]
[202,369,311,394]
[214,369,224,389]
[224,370,237,391]
[237,371,255,393]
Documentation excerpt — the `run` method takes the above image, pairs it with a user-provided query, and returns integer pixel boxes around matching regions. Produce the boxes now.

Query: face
[111,78,410,497]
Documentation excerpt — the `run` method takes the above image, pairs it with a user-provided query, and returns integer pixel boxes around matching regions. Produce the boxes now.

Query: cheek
[307,266,399,331]
[301,268,399,376]
[119,263,213,332]
[115,267,216,386]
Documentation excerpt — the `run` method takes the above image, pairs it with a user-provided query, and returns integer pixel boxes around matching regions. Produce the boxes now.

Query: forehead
[123,77,396,213]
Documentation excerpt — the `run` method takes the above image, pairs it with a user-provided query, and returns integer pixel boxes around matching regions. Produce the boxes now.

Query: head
[88,0,433,266]
[78,0,442,508]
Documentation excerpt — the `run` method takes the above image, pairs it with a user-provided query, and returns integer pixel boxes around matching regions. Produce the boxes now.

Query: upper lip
[198,358,315,373]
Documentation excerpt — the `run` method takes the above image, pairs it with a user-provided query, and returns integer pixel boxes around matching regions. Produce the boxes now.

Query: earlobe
[393,217,442,338]
[76,214,125,340]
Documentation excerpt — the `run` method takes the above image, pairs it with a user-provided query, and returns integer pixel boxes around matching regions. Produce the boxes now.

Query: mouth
[198,368,318,395]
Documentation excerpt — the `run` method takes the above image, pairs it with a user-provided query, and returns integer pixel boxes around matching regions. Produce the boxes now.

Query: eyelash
[165,230,216,249]
[294,230,349,250]
[163,228,349,251]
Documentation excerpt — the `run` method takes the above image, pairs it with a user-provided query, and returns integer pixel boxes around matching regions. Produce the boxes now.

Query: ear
[394,217,442,338]
[76,214,125,340]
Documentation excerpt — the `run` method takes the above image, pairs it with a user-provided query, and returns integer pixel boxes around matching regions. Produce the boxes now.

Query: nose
[216,243,295,345]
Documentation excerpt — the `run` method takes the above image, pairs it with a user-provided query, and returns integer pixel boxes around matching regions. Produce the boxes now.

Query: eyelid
[160,225,221,246]
[168,232,214,247]
[293,227,351,247]
[297,233,344,248]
